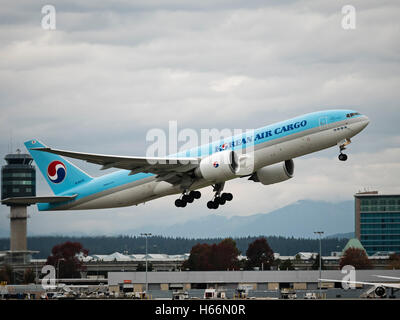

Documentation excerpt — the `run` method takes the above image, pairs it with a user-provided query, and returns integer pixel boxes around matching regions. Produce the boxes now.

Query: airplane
[1,109,369,210]
[319,275,400,298]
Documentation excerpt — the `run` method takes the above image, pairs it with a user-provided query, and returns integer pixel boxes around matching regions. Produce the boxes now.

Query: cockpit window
[346,112,361,118]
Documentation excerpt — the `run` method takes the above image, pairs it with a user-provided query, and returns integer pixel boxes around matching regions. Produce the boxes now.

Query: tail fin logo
[47,161,67,184]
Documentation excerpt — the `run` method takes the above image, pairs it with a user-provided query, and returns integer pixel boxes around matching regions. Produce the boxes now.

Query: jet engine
[249,160,294,185]
[374,286,386,298]
[195,150,238,182]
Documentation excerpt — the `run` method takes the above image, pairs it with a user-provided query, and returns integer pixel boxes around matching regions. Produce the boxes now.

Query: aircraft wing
[319,278,400,289]
[373,275,400,281]
[1,195,78,205]
[31,147,200,183]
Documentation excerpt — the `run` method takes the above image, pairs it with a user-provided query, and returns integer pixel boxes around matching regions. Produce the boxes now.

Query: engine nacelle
[234,152,255,176]
[374,286,386,297]
[250,160,294,185]
[195,150,238,182]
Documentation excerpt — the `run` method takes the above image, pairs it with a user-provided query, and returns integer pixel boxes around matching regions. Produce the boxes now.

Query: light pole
[57,258,65,283]
[314,231,324,298]
[140,233,152,294]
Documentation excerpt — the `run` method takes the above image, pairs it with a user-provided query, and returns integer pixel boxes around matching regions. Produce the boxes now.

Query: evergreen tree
[280,259,295,270]
[311,254,326,270]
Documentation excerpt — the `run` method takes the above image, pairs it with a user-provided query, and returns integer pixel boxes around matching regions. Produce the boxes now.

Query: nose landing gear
[338,153,348,161]
[337,138,351,162]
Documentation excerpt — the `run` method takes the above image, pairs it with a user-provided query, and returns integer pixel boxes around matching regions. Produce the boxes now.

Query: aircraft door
[319,116,328,130]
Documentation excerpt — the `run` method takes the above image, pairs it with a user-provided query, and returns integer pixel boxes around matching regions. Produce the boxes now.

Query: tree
[339,248,372,270]
[280,259,295,270]
[387,253,400,270]
[311,254,326,270]
[182,243,213,271]
[212,238,240,270]
[46,241,89,278]
[23,268,36,284]
[245,237,274,270]
[182,238,240,271]
[136,262,153,272]
[0,265,13,284]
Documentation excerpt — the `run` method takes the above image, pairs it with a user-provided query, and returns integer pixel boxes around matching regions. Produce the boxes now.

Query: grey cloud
[0,0,399,236]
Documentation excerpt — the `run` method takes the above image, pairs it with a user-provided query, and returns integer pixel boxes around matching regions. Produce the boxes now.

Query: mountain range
[0,200,355,239]
[121,199,355,239]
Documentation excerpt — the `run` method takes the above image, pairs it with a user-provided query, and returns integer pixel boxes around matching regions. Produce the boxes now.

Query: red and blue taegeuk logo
[213,161,219,168]
[47,161,67,183]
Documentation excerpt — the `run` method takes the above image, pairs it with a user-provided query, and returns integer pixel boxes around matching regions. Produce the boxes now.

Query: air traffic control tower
[1,149,36,264]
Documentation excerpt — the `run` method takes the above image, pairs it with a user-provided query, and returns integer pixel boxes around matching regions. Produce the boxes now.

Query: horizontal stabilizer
[1,195,77,205]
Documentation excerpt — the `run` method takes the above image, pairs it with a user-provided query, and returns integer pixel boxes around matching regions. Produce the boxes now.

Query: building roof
[342,238,367,255]
[83,252,190,262]
[108,270,400,286]
[80,251,338,263]
[354,191,400,197]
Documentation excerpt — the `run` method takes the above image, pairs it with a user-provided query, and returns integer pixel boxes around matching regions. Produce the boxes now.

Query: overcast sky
[0,0,399,237]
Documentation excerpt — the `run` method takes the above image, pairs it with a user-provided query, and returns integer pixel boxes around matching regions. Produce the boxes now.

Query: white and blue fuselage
[24,109,369,211]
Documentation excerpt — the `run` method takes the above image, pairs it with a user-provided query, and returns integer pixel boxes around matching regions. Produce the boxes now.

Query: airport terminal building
[355,191,400,255]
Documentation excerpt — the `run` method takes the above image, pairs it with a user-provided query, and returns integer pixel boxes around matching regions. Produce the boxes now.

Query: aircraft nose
[361,115,370,128]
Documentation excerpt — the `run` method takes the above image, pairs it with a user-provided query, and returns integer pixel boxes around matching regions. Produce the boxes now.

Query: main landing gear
[207,192,233,209]
[206,183,233,210]
[338,138,351,162]
[174,183,233,209]
[175,190,201,208]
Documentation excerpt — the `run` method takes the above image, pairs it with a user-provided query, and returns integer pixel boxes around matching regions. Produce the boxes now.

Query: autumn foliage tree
[339,248,372,270]
[182,238,240,271]
[245,237,274,270]
[0,265,13,284]
[23,268,36,284]
[46,241,89,278]
[387,253,400,269]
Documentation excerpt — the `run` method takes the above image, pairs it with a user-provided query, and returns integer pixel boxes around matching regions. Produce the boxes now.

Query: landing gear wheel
[207,183,233,209]
[175,190,202,208]
[207,201,215,209]
[338,153,348,161]
[221,193,233,201]
[182,194,194,203]
[190,190,201,199]
[206,200,219,209]
[175,199,187,207]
